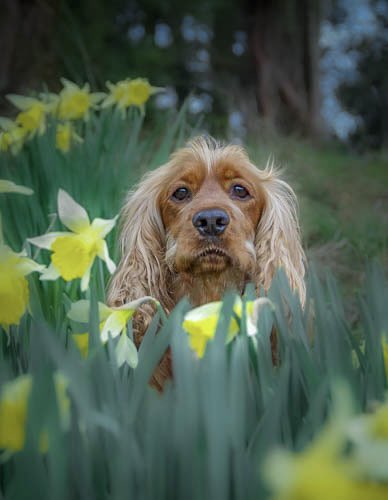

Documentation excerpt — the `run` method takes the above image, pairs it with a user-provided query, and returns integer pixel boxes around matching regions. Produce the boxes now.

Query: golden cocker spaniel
[108,136,305,388]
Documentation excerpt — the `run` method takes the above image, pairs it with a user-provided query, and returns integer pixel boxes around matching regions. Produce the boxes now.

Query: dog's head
[160,140,265,279]
[108,137,305,309]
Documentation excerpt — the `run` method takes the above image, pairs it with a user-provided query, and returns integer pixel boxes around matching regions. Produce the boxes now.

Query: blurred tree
[336,5,388,150]
[245,0,323,135]
[3,0,387,149]
[0,0,60,97]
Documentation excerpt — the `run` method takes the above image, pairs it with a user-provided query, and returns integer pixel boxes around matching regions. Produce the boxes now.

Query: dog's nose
[192,209,230,236]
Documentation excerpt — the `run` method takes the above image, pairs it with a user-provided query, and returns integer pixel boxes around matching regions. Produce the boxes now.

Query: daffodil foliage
[0,88,388,500]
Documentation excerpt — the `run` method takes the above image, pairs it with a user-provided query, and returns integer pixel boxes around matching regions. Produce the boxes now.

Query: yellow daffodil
[55,122,83,153]
[7,95,47,137]
[57,78,105,121]
[0,117,26,154]
[183,296,274,358]
[72,333,89,358]
[348,403,388,482]
[0,179,33,195]
[264,444,355,500]
[0,375,32,452]
[28,189,117,291]
[101,78,163,115]
[0,373,70,453]
[264,384,355,500]
[68,296,157,367]
[0,219,44,329]
[264,442,388,500]
[264,385,388,500]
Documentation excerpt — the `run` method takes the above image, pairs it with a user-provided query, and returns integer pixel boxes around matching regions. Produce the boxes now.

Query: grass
[0,104,388,499]
[248,136,388,303]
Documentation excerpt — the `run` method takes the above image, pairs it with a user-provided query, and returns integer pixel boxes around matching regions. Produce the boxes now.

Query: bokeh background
[1,0,387,301]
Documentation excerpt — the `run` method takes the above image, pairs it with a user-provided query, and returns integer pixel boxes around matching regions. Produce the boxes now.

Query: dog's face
[108,137,306,313]
[159,153,265,278]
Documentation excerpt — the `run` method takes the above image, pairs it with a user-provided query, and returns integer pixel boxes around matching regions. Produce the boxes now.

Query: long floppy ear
[254,164,306,305]
[107,167,172,310]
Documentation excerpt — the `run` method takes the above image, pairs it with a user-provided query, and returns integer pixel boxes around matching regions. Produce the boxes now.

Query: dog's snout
[192,209,230,236]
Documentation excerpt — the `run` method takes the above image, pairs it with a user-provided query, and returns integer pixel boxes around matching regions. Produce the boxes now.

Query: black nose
[192,209,230,236]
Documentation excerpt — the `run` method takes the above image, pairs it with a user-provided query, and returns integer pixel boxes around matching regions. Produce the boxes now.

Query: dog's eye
[231,184,250,199]
[171,187,191,202]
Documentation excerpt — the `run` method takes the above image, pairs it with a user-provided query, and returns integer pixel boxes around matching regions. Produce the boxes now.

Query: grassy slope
[249,137,388,297]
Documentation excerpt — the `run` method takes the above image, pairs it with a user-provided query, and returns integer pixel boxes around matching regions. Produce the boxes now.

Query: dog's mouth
[197,246,229,259]
[193,246,232,273]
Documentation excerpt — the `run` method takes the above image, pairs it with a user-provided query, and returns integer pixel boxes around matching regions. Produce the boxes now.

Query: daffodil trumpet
[0,215,44,331]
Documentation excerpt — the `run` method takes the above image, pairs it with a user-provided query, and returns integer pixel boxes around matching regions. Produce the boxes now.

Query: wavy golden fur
[108,136,306,388]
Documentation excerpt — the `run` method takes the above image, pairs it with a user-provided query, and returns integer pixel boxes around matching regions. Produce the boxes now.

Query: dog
[108,136,305,389]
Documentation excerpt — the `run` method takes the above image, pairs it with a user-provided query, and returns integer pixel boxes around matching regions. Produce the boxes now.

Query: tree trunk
[0,0,60,104]
[246,0,323,136]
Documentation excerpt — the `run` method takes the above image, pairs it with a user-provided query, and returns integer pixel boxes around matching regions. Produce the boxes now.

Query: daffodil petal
[58,189,90,233]
[39,263,61,281]
[67,300,91,322]
[0,180,33,195]
[28,232,69,250]
[91,216,118,238]
[100,310,131,343]
[248,297,275,336]
[60,78,78,91]
[115,334,138,368]
[6,94,39,111]
[246,317,258,337]
[67,300,112,323]
[90,92,107,103]
[111,296,158,311]
[72,333,89,358]
[17,257,45,276]
[80,262,93,292]
[0,255,30,327]
[184,301,223,322]
[0,375,32,451]
[97,240,116,274]
[0,117,14,130]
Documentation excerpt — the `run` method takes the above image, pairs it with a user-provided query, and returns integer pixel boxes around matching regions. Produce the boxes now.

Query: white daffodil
[28,189,117,291]
[0,179,33,195]
[67,296,158,367]
[182,296,274,358]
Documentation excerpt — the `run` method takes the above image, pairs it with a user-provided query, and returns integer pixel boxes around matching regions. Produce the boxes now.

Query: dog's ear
[107,168,171,308]
[254,166,306,304]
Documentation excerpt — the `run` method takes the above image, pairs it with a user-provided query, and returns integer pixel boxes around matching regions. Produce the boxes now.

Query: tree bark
[0,0,60,105]
[246,0,323,136]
